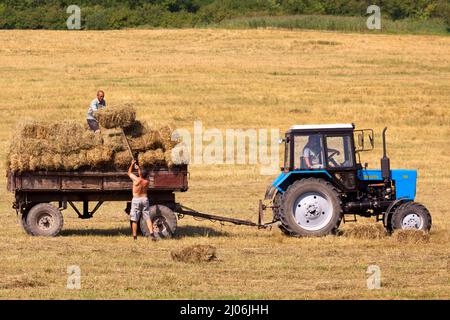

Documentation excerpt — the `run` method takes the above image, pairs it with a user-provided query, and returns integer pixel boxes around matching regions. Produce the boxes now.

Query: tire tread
[279,178,342,237]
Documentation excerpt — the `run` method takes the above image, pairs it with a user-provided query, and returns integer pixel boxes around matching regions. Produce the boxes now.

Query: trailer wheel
[19,213,33,235]
[26,203,64,237]
[390,202,431,232]
[279,178,342,237]
[140,205,177,239]
[18,203,38,235]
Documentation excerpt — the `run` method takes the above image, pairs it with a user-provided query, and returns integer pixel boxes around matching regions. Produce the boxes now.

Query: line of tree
[0,0,449,29]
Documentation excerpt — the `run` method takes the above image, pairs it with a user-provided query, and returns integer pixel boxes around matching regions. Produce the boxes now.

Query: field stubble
[0,29,448,299]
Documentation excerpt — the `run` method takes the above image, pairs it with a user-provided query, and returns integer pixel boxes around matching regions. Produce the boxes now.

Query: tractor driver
[303,135,324,169]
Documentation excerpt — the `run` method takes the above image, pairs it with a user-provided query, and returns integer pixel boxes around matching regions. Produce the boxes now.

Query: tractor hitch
[176,203,274,229]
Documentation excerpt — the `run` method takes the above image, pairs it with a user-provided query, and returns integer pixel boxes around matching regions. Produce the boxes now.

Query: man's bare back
[132,177,149,198]
[127,160,155,240]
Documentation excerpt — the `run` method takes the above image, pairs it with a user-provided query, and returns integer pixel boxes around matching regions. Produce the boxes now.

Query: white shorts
[130,197,150,222]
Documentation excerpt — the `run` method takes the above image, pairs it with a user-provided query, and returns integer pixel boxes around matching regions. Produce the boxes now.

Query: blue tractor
[263,124,431,237]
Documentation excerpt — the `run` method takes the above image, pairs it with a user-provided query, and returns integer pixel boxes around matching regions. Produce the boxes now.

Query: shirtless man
[127,160,156,241]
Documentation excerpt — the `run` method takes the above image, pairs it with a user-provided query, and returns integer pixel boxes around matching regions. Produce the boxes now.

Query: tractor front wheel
[279,178,342,237]
[390,202,431,232]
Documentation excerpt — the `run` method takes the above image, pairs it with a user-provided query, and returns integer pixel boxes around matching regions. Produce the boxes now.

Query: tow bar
[176,200,275,229]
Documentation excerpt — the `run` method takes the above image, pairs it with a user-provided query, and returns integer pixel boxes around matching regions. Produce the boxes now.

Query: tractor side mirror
[358,133,364,149]
[368,131,374,149]
[355,129,374,152]
[279,137,290,144]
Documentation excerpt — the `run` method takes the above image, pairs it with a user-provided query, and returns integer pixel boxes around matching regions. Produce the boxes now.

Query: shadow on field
[60,227,130,237]
[59,225,229,238]
[173,225,229,238]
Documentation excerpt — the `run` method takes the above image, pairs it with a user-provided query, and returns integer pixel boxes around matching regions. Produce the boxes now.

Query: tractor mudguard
[272,170,333,193]
[264,185,277,200]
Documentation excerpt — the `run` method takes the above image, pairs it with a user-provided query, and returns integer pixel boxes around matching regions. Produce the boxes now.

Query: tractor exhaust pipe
[381,127,390,181]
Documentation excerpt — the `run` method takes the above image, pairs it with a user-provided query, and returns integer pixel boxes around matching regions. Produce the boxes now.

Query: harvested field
[0,29,448,299]
[392,229,430,244]
[344,223,387,239]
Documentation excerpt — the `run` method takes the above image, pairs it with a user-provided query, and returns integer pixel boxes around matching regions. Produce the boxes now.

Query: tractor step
[343,214,358,223]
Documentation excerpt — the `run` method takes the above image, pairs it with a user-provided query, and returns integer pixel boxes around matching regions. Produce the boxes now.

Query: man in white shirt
[86,90,106,133]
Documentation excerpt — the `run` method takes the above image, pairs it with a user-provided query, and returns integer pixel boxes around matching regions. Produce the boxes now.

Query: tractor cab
[279,123,363,192]
[265,123,431,237]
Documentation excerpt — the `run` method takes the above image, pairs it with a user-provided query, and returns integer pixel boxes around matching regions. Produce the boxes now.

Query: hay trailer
[7,164,266,237]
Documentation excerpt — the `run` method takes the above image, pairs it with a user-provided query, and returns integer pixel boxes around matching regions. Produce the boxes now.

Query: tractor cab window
[326,135,354,168]
[295,134,325,169]
[284,136,290,170]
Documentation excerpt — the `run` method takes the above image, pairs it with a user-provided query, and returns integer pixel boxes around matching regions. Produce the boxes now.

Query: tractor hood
[358,169,417,200]
[270,169,417,201]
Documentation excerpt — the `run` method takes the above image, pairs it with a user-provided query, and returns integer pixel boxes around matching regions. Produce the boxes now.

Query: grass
[0,29,449,299]
[215,15,450,35]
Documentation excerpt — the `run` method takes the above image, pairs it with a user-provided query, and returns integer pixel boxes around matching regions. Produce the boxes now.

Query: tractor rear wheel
[140,205,177,239]
[279,178,342,237]
[26,203,64,237]
[390,202,431,232]
[271,193,282,220]
[272,193,291,235]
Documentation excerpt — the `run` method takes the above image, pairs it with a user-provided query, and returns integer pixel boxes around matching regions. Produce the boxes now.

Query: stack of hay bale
[7,106,188,172]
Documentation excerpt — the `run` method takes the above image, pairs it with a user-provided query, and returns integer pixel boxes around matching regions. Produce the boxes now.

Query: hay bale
[171,245,217,263]
[344,223,386,239]
[392,229,430,244]
[62,151,87,171]
[8,120,105,172]
[11,121,99,153]
[159,124,178,150]
[164,150,174,168]
[94,106,136,129]
[53,130,100,154]
[123,120,147,138]
[17,120,55,140]
[85,146,113,167]
[138,149,166,166]
[52,154,64,171]
[7,116,179,172]
[114,150,133,168]
[103,134,125,152]
[17,120,99,149]
[129,131,164,152]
